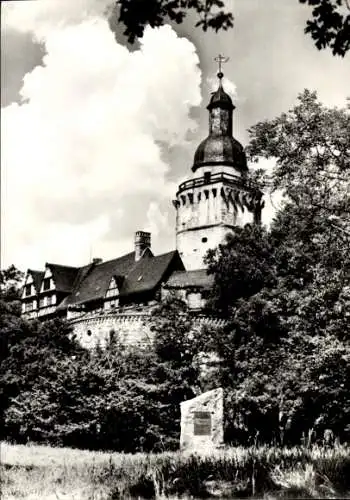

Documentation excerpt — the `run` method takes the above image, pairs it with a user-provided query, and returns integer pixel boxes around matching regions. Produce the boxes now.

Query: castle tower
[173,57,264,271]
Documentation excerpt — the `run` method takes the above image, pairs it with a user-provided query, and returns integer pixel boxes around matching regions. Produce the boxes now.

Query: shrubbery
[0,294,199,451]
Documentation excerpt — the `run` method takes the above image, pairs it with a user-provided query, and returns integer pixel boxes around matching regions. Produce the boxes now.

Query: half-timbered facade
[21,232,187,322]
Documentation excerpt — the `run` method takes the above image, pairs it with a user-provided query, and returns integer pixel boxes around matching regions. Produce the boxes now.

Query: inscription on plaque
[194,411,211,436]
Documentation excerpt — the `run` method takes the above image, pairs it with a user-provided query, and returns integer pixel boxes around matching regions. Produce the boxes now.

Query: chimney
[92,258,102,265]
[135,231,151,261]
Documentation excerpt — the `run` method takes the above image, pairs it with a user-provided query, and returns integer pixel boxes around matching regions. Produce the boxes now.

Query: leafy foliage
[114,0,350,55]
[299,0,350,56]
[0,265,24,302]
[204,90,350,445]
[1,277,198,451]
[205,225,276,316]
[115,0,233,43]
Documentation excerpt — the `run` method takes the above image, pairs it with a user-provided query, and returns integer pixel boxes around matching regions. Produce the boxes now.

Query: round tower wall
[177,224,234,270]
[175,179,255,270]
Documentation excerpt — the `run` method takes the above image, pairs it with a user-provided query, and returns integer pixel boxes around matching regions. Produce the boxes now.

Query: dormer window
[43,278,51,291]
[25,284,32,296]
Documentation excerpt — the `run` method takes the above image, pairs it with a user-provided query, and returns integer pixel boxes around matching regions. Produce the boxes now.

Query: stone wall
[70,309,226,349]
[70,310,154,349]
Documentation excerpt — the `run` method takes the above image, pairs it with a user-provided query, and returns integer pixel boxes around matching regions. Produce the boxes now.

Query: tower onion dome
[192,73,248,173]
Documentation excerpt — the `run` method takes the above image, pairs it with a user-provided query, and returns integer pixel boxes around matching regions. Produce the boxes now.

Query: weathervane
[214,54,229,79]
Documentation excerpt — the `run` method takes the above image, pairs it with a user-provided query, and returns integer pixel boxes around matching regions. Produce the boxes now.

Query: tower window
[202,237,208,243]
[204,172,211,183]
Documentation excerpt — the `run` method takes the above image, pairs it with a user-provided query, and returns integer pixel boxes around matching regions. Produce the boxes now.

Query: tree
[115,0,233,43]
[299,0,350,56]
[148,296,202,447]
[115,0,350,56]
[0,265,24,302]
[205,225,276,316]
[248,90,350,218]
[2,294,203,452]
[248,90,349,333]
[204,91,350,444]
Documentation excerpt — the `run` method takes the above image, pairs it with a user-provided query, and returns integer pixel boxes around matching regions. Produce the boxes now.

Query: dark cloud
[1,27,45,106]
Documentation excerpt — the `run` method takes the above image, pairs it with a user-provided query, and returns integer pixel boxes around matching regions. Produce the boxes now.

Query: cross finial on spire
[214,54,229,79]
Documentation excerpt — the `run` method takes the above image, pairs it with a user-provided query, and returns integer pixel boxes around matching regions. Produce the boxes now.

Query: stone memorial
[180,387,224,452]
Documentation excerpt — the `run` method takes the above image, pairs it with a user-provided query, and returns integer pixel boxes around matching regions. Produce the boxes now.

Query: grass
[1,441,350,499]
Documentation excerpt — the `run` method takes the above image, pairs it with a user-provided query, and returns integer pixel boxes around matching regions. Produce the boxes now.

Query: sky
[1,0,349,272]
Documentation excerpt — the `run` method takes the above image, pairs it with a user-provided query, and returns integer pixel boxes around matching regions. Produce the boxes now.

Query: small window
[87,330,92,336]
[25,284,32,296]
[201,237,208,243]
[204,172,211,183]
[43,278,51,291]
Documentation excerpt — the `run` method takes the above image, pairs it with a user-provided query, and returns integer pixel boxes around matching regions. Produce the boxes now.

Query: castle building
[21,64,263,347]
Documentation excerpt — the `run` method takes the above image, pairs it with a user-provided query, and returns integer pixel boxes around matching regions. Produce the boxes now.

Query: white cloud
[1,2,201,271]
[145,202,169,237]
[3,0,114,40]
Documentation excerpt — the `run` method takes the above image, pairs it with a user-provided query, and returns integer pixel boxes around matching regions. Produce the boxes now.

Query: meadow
[1,441,350,499]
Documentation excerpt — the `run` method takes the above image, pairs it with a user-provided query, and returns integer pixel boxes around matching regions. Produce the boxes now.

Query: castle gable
[43,264,80,294]
[22,269,44,299]
[120,250,184,299]
[30,270,45,294]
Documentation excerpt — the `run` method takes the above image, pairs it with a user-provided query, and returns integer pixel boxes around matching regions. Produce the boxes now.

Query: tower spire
[214,53,229,81]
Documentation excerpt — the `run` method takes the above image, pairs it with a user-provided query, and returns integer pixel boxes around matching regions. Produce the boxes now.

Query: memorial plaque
[194,411,211,436]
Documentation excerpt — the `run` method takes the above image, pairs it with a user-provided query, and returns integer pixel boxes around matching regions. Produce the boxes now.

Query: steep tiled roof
[120,251,183,297]
[46,264,80,293]
[29,270,44,293]
[57,250,184,309]
[59,252,136,307]
[164,269,214,290]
